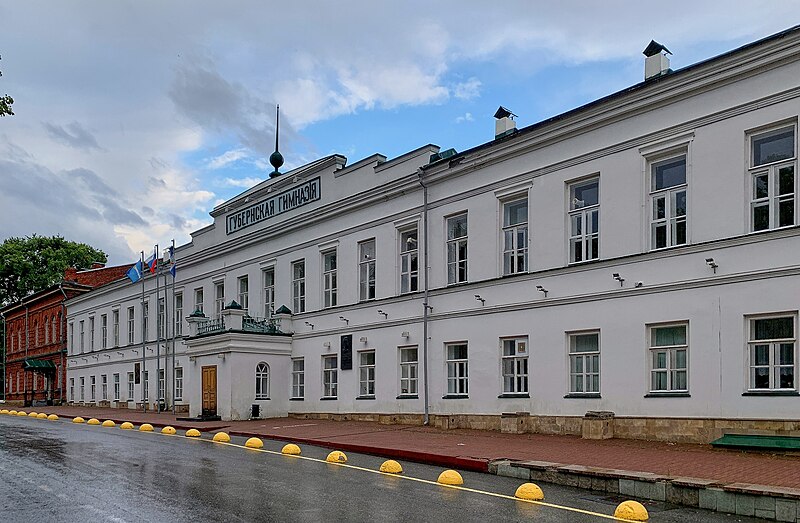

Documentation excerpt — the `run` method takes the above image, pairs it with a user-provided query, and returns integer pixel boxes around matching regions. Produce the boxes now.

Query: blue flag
[126,260,144,283]
[169,262,177,278]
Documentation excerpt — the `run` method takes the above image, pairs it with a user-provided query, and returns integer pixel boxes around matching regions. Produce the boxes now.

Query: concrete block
[634,480,666,502]
[496,463,530,480]
[699,488,718,511]
[735,494,755,517]
[755,508,776,520]
[717,490,737,514]
[619,479,636,497]
[756,495,777,512]
[775,499,796,522]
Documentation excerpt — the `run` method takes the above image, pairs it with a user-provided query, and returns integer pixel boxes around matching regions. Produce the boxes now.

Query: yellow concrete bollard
[326,450,348,463]
[17,411,28,416]
[87,418,101,425]
[28,411,39,417]
[139,423,154,432]
[245,437,264,449]
[514,482,544,501]
[281,443,301,455]
[36,413,48,419]
[212,432,231,443]
[72,416,85,423]
[102,420,116,428]
[8,410,18,415]
[437,470,464,486]
[185,429,201,438]
[47,414,59,421]
[161,426,177,435]
[0,409,8,414]
[379,460,403,474]
[614,500,649,521]
[120,422,134,430]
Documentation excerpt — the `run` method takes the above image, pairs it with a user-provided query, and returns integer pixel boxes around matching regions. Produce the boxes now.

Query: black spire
[268,104,284,179]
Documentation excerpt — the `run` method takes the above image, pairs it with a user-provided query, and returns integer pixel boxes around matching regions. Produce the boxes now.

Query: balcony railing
[242,315,282,334]
[197,317,225,336]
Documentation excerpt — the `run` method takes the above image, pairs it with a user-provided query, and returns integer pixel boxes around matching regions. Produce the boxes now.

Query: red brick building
[2,263,128,406]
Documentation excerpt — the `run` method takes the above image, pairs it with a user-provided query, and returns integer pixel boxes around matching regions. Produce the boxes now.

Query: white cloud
[206,148,249,170]
[452,78,481,101]
[219,176,264,188]
[455,112,474,124]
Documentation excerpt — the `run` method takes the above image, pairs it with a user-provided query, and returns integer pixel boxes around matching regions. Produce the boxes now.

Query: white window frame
[359,239,376,301]
[568,177,600,263]
[101,374,108,400]
[214,282,225,319]
[194,287,204,315]
[649,153,688,250]
[127,307,135,344]
[501,337,529,394]
[113,373,120,401]
[80,377,85,401]
[747,314,797,392]
[174,293,183,336]
[112,310,119,347]
[69,377,74,402]
[399,227,419,294]
[143,302,149,341]
[89,316,95,350]
[748,124,797,232]
[175,367,183,401]
[648,322,689,393]
[358,350,376,397]
[568,331,600,395]
[446,213,468,285]
[501,197,528,275]
[322,249,338,308]
[322,355,338,398]
[157,297,165,340]
[143,371,149,401]
[445,342,469,396]
[399,346,418,396]
[238,275,249,313]
[292,260,306,313]
[291,358,305,399]
[127,372,134,401]
[69,322,74,354]
[90,375,96,401]
[262,268,275,318]
[158,368,165,401]
[79,320,85,353]
[255,362,270,400]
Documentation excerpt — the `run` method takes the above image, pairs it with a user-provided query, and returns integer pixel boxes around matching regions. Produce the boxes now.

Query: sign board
[226,177,321,234]
[340,335,352,370]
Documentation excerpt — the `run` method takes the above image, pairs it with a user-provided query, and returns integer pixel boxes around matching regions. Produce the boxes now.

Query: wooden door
[201,365,217,416]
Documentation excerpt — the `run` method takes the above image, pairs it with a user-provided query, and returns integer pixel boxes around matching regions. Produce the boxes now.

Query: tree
[0,54,13,117]
[0,235,107,306]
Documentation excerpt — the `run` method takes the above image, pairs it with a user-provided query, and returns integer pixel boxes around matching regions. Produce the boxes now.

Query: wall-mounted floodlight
[339,316,349,326]
[323,341,331,348]
[474,294,485,305]
[535,285,549,298]
[304,321,314,330]
[377,310,388,319]
[612,273,625,287]
[705,258,718,274]
[359,336,368,343]
[401,331,410,339]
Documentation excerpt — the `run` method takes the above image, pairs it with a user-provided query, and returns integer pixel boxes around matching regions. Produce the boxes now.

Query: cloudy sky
[1,2,797,265]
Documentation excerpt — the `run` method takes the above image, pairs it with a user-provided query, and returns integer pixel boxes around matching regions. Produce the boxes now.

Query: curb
[59,413,229,432]
[491,459,800,522]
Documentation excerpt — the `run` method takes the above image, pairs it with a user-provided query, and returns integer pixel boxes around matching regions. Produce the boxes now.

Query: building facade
[66,27,800,442]
[2,264,128,406]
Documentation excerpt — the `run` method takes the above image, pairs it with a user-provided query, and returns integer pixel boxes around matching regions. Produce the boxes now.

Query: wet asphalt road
[0,415,767,523]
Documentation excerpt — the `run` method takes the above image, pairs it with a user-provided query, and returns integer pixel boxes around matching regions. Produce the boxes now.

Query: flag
[169,262,177,278]
[167,243,176,277]
[145,247,158,274]
[126,260,144,283]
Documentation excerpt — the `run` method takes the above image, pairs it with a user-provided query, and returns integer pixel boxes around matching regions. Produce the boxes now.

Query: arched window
[56,312,62,341]
[255,362,270,400]
[45,317,50,345]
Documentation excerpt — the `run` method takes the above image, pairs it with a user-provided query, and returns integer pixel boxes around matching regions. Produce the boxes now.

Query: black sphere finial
[269,104,283,179]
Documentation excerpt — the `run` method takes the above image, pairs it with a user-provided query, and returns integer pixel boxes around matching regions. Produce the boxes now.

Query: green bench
[710,434,800,451]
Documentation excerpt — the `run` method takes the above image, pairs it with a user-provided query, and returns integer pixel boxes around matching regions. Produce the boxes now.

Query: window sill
[355,395,375,400]
[644,392,690,398]
[255,397,271,401]
[320,396,338,401]
[289,397,304,401]
[563,393,601,399]
[396,394,418,400]
[442,394,469,399]
[741,390,799,396]
[498,393,530,399]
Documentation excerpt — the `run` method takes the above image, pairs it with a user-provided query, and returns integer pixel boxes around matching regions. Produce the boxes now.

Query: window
[255,362,270,400]
[750,126,797,231]
[238,276,249,313]
[399,228,418,293]
[649,323,688,392]
[446,343,469,395]
[113,373,120,401]
[101,314,108,349]
[158,369,165,400]
[90,375,96,401]
[292,260,306,313]
[45,317,49,345]
[650,154,687,249]
[359,240,376,301]
[175,367,183,401]
[158,297,165,340]
[569,332,600,394]
[502,198,528,274]
[89,317,95,350]
[69,378,74,402]
[502,337,529,394]
[322,250,338,308]
[291,358,305,399]
[262,268,275,317]
[69,322,74,354]
[112,310,119,347]
[359,351,376,397]
[194,287,204,315]
[56,312,61,342]
[143,302,149,341]
[174,293,183,336]
[80,377,85,401]
[101,374,107,400]
[748,315,796,391]
[143,371,149,401]
[322,355,338,398]
[127,307,135,344]
[399,346,418,396]
[127,372,134,401]
[215,283,225,319]
[446,213,468,284]
[34,320,38,346]
[79,320,85,353]
[568,178,599,263]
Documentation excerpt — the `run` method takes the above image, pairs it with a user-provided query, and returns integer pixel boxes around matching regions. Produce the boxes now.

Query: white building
[66,27,800,442]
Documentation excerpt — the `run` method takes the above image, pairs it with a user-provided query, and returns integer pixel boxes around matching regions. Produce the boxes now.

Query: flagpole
[171,239,177,415]
[155,244,160,413]
[140,251,146,413]
[162,255,168,411]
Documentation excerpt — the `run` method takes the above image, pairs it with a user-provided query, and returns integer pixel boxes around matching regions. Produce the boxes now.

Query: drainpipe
[417,168,430,426]
[59,283,68,404]
[24,305,28,406]
[1,311,5,402]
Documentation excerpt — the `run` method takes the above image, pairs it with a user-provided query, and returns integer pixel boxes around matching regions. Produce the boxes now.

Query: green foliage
[0,235,107,306]
[0,54,14,117]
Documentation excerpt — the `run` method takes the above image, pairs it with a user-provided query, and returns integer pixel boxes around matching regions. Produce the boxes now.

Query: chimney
[90,262,106,270]
[494,106,517,139]
[643,40,671,80]
[64,267,78,282]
